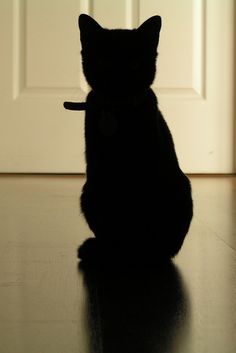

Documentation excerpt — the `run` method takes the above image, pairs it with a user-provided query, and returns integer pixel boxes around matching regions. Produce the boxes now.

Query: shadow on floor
[78,259,191,353]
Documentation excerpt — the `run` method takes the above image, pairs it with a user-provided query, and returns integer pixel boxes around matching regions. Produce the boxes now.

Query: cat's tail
[78,237,172,266]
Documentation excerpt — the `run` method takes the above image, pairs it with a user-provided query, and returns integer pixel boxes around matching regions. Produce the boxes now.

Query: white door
[0,0,235,173]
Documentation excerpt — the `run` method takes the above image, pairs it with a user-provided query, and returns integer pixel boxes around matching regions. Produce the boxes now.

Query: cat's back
[84,88,179,181]
[84,88,163,155]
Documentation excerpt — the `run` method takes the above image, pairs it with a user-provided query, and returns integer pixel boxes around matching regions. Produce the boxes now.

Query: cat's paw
[78,237,99,261]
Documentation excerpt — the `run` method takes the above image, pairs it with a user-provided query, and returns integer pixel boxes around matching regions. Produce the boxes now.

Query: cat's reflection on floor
[78,250,191,353]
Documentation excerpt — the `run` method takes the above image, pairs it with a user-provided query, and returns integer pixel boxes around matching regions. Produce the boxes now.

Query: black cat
[73,14,193,262]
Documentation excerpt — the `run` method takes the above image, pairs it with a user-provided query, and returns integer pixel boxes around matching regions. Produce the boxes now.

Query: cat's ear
[79,14,103,46]
[138,15,162,48]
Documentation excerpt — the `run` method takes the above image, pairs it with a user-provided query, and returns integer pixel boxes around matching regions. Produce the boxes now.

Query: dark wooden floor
[0,175,235,353]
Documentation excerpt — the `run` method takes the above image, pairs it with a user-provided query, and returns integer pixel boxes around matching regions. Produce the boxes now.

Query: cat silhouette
[70,14,193,263]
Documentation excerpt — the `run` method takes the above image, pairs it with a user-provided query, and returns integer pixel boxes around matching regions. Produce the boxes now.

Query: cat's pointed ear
[79,14,103,45]
[138,16,162,48]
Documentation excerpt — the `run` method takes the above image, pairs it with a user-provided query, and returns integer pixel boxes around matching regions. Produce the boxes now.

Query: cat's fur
[78,14,193,262]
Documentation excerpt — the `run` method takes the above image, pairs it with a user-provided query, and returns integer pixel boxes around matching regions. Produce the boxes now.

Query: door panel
[0,0,86,173]
[0,0,234,173]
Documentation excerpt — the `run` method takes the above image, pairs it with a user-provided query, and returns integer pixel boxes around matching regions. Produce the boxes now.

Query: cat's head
[79,14,162,97]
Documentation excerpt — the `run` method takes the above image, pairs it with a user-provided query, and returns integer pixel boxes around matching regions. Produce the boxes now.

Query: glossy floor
[0,175,235,353]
